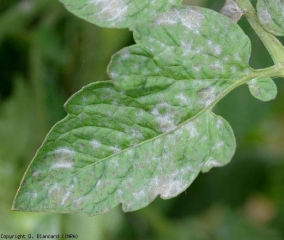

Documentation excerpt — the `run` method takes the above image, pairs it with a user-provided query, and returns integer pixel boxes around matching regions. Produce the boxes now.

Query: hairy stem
[235,0,284,66]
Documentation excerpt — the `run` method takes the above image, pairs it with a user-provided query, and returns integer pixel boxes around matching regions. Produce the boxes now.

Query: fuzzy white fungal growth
[212,141,225,150]
[61,184,74,205]
[51,161,73,169]
[203,157,223,169]
[91,139,102,149]
[185,122,199,138]
[151,102,177,132]
[93,0,128,21]
[51,148,75,169]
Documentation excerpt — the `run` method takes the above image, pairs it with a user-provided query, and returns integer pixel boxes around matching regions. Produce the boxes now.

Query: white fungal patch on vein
[61,184,74,205]
[210,61,224,72]
[199,86,217,107]
[150,174,187,199]
[51,161,73,169]
[233,53,242,62]
[54,147,74,155]
[93,0,129,21]
[181,40,193,56]
[32,170,41,178]
[120,49,130,59]
[151,108,177,133]
[133,189,146,200]
[109,159,120,168]
[204,157,222,168]
[51,147,75,169]
[180,9,204,33]
[91,139,101,149]
[32,191,38,199]
[111,145,121,153]
[213,45,222,56]
[184,122,199,138]
[127,128,144,140]
[175,93,191,105]
[216,118,223,129]
[212,141,225,150]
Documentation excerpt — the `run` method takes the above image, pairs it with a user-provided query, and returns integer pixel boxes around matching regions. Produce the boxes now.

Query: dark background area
[0,0,283,239]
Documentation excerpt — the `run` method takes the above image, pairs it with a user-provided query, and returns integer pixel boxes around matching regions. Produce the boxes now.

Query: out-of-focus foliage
[0,0,283,239]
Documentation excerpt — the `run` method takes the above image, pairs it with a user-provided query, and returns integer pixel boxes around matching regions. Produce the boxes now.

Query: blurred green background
[0,0,283,239]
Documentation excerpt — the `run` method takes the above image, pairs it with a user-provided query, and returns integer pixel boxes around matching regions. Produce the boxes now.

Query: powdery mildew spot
[175,93,191,105]
[93,0,129,22]
[32,170,41,178]
[212,141,225,150]
[91,139,101,149]
[198,86,217,107]
[51,148,75,169]
[184,122,199,138]
[126,128,144,140]
[151,102,177,133]
[32,191,38,199]
[111,145,121,153]
[120,49,130,59]
[61,184,74,205]
[216,118,224,129]
[154,8,204,34]
[203,157,223,169]
[133,189,146,200]
[149,173,188,199]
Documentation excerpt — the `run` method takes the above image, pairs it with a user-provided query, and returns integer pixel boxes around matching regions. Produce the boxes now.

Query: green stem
[235,0,284,66]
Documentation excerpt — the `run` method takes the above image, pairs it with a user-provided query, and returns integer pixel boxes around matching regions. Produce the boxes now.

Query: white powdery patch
[126,128,144,140]
[32,170,41,178]
[91,139,102,149]
[54,147,74,155]
[132,189,146,200]
[181,8,205,34]
[154,7,204,35]
[212,44,222,56]
[175,93,191,106]
[93,0,128,22]
[61,184,74,205]
[120,49,130,59]
[111,145,121,153]
[32,191,38,199]
[212,141,225,150]
[151,105,177,133]
[199,86,217,107]
[184,122,199,138]
[73,197,84,207]
[216,118,224,129]
[109,158,120,168]
[149,173,188,199]
[259,7,273,25]
[233,53,242,62]
[203,157,223,169]
[51,148,75,169]
[181,40,193,56]
[209,61,224,73]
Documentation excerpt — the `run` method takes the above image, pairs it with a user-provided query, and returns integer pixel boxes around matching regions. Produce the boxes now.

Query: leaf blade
[59,0,182,28]
[248,76,277,101]
[257,0,284,36]
[13,81,236,215]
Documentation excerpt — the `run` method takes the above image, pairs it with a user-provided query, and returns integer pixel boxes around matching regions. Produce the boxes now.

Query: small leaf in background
[257,0,284,36]
[59,0,182,28]
[248,76,277,102]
